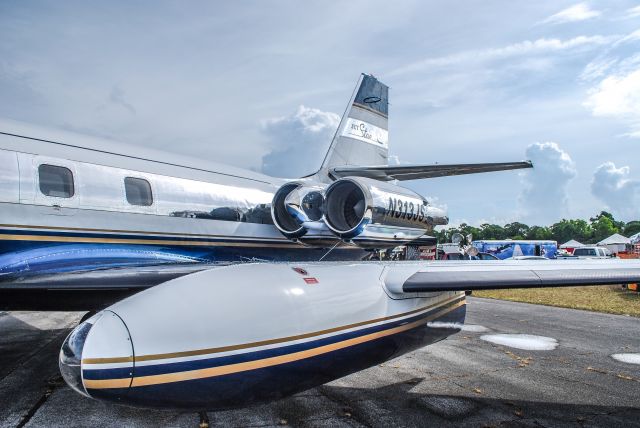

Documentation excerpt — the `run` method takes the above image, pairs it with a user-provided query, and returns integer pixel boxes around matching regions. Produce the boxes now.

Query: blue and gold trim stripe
[0,224,299,248]
[83,294,462,365]
[83,297,465,389]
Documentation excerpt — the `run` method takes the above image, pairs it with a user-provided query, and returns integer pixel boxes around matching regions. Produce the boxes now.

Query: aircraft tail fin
[312,74,389,182]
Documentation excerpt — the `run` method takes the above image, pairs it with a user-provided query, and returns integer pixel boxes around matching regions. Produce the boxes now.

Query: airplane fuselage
[0,73,453,313]
[0,122,373,309]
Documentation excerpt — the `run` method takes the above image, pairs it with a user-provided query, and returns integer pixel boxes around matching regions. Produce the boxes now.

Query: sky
[1,1,639,227]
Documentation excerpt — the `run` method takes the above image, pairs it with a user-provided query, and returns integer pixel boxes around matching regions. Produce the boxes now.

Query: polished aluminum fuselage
[0,121,365,283]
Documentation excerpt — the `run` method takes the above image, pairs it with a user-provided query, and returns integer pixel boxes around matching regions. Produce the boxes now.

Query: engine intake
[272,183,307,238]
[271,182,336,246]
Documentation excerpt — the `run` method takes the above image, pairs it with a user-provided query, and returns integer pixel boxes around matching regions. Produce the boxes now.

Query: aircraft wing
[4,258,639,310]
[330,161,533,181]
[0,263,213,310]
[56,259,640,409]
[383,259,640,293]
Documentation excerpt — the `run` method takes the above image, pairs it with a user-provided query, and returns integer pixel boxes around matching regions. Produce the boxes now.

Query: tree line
[434,211,640,245]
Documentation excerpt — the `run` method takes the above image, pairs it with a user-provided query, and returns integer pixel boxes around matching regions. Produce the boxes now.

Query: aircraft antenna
[319,241,341,262]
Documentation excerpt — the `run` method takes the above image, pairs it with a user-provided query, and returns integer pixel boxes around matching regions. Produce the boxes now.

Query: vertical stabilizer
[313,74,389,182]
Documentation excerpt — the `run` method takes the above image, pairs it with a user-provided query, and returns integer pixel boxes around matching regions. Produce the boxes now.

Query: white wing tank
[59,262,464,409]
[59,257,640,409]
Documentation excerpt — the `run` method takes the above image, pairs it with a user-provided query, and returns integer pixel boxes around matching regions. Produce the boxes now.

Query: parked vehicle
[568,246,613,259]
[508,256,548,260]
[472,240,558,259]
[439,251,499,261]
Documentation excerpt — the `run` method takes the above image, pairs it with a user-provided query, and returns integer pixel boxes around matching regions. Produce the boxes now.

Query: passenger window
[124,177,153,206]
[38,164,74,198]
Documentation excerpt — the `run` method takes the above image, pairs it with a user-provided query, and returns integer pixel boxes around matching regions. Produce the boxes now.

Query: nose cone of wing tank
[59,311,134,402]
[59,319,93,397]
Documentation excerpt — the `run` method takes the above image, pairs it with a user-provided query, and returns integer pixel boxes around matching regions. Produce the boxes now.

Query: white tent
[597,233,631,253]
[630,232,640,245]
[560,239,584,249]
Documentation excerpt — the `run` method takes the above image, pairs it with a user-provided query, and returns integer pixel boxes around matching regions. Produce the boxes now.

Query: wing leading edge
[6,259,639,310]
[330,161,533,181]
[399,259,640,292]
[0,263,213,311]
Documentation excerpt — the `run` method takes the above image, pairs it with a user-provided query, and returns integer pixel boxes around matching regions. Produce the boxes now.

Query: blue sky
[1,1,639,226]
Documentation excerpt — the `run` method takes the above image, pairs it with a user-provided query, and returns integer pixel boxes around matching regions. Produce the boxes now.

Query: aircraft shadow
[312,377,640,428]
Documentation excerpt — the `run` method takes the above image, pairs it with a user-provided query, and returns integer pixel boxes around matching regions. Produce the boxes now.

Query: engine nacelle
[271,182,336,246]
[324,176,448,248]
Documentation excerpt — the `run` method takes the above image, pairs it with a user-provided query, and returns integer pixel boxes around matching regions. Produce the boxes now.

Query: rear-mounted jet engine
[323,177,447,248]
[271,182,337,246]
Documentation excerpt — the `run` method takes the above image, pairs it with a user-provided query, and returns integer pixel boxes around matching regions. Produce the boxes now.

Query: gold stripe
[0,223,276,240]
[82,295,463,365]
[0,234,298,248]
[84,301,464,389]
[0,223,356,249]
[85,377,132,389]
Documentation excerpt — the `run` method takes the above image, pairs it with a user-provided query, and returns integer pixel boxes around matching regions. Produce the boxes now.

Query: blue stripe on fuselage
[0,240,366,277]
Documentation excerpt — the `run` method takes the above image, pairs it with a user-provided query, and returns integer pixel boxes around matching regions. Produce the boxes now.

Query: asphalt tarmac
[1,297,639,428]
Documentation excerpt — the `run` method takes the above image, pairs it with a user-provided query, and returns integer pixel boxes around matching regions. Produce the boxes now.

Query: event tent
[597,233,631,254]
[559,239,584,254]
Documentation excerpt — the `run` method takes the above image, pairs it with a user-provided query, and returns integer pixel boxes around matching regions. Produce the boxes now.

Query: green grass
[474,286,640,317]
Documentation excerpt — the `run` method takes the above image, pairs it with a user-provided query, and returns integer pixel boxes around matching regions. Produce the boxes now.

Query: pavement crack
[553,374,585,384]
[15,375,64,428]
[530,419,551,428]
[427,367,502,381]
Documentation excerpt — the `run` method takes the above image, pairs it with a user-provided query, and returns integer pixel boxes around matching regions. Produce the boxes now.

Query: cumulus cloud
[519,142,577,224]
[261,105,339,178]
[584,68,640,136]
[541,3,601,25]
[591,162,640,220]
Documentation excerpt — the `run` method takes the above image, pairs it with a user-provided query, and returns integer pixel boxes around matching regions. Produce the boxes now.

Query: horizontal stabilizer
[330,161,533,181]
[401,259,640,292]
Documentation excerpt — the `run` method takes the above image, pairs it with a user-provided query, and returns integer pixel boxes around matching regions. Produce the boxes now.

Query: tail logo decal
[342,118,388,148]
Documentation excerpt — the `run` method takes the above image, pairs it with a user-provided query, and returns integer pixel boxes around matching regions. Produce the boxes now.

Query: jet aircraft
[0,74,639,414]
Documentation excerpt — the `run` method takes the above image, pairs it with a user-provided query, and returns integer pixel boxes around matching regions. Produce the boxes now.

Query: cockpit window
[39,164,74,198]
[125,177,153,206]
